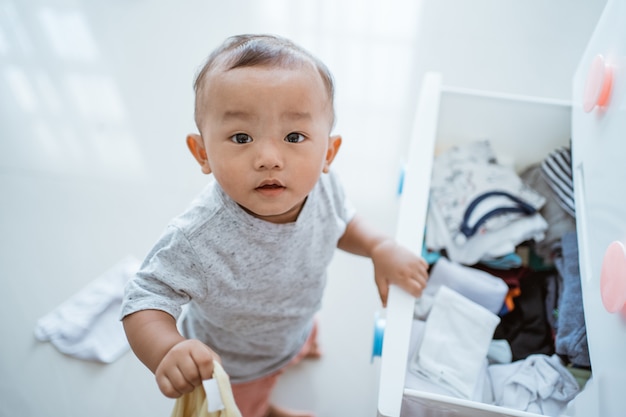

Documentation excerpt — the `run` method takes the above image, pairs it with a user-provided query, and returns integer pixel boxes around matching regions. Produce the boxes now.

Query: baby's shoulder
[170,182,224,237]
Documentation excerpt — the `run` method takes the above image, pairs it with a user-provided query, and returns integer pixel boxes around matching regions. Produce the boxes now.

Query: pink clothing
[231,322,319,417]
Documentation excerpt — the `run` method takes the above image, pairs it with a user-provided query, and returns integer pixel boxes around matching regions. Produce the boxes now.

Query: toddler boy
[121,34,428,417]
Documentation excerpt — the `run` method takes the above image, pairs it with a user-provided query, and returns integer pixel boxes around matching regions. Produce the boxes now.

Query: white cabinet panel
[571,1,626,416]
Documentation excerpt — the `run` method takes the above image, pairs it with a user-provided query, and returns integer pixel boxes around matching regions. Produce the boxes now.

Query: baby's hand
[155,339,220,398]
[371,239,429,307]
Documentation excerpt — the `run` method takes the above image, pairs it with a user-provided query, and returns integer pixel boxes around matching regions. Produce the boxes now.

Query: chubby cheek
[295,161,326,192]
[212,170,244,197]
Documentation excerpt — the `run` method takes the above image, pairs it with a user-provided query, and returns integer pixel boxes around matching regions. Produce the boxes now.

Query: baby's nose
[255,141,283,170]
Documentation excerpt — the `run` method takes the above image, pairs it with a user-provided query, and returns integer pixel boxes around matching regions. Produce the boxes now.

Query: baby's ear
[323,135,342,173]
[186,134,211,175]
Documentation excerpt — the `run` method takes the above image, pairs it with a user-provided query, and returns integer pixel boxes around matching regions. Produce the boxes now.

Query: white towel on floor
[34,256,139,363]
[411,286,501,399]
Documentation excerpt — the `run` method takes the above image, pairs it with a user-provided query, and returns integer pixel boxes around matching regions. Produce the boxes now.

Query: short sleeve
[120,225,207,321]
[326,169,357,225]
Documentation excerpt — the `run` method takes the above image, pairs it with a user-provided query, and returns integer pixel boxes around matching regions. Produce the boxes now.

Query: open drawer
[377,71,572,417]
[377,1,626,415]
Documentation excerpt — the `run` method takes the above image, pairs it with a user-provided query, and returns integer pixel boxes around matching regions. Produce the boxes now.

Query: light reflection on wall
[0,0,146,180]
[4,65,38,112]
[257,0,421,108]
[0,1,33,56]
[38,7,99,62]
[0,22,9,55]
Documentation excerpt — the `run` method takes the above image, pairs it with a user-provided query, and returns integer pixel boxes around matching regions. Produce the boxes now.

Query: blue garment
[553,231,590,368]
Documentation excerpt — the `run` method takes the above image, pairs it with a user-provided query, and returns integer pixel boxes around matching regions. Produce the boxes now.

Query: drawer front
[377,72,442,417]
[571,1,626,416]
[378,73,571,416]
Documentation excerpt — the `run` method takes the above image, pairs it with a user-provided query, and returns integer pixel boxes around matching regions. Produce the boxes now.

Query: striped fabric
[541,146,575,218]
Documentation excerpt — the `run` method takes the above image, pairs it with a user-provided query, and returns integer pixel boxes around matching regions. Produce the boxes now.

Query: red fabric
[231,322,318,417]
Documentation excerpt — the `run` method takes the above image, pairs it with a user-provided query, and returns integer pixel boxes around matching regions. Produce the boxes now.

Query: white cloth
[410,286,501,399]
[404,320,493,405]
[489,354,580,417]
[427,200,547,265]
[419,257,509,315]
[34,257,139,363]
[487,339,513,365]
[426,140,547,265]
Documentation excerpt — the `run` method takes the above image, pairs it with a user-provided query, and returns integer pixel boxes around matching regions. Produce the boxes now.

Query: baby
[121,34,428,417]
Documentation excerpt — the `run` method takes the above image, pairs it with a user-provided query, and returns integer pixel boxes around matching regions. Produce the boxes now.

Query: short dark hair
[193,34,335,129]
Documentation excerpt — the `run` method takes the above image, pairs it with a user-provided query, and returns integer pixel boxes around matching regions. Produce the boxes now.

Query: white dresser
[376,0,626,416]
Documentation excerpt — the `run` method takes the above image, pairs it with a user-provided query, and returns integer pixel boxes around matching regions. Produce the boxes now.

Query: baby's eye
[230,133,252,144]
[285,132,305,143]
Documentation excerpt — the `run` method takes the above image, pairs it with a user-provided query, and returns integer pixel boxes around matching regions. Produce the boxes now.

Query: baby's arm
[337,214,428,307]
[123,309,219,398]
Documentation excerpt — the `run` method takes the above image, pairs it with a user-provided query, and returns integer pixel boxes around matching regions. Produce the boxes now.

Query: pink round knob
[583,54,614,113]
[600,241,626,316]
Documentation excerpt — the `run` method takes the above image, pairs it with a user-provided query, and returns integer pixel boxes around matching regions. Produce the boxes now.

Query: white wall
[411,0,607,100]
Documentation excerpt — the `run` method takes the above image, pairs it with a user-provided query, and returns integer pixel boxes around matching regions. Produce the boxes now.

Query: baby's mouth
[258,184,282,189]
[255,181,286,196]
[256,180,285,190]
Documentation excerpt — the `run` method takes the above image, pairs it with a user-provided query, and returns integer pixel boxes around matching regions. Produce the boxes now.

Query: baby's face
[197,64,337,224]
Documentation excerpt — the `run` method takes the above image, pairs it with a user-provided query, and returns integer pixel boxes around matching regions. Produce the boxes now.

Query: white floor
[0,1,422,416]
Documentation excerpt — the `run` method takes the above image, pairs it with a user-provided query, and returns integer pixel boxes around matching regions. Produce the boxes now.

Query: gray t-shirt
[121,171,355,382]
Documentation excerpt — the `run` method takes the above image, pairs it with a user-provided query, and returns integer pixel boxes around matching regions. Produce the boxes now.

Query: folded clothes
[426,140,548,265]
[34,256,139,363]
[422,257,509,315]
[520,162,576,262]
[541,146,575,218]
[411,286,500,399]
[404,319,493,405]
